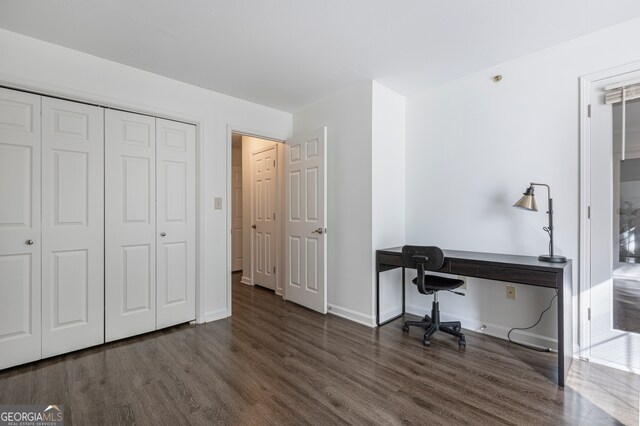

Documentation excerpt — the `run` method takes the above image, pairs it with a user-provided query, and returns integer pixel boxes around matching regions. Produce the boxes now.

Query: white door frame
[226,126,287,307]
[579,59,640,364]
[0,76,207,324]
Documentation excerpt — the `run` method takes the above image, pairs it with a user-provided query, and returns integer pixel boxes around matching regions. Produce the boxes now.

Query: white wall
[293,83,374,324]
[405,16,640,349]
[0,29,292,323]
[372,82,407,321]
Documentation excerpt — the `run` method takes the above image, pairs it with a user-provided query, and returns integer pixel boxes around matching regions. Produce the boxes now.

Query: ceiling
[1,1,640,112]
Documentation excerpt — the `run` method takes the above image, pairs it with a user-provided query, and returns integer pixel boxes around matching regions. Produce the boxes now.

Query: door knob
[26,239,34,245]
[312,228,323,235]
[160,232,167,237]
[252,224,257,229]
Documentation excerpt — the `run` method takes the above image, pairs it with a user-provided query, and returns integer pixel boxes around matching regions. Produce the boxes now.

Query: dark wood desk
[376,247,573,387]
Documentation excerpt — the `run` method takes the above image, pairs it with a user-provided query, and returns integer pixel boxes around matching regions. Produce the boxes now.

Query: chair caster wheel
[402,324,410,333]
[423,337,431,347]
[458,337,466,348]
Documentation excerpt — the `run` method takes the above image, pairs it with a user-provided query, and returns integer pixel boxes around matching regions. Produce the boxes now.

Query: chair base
[402,300,466,348]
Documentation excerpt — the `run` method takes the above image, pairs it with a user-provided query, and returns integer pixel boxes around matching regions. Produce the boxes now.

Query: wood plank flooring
[1,272,638,425]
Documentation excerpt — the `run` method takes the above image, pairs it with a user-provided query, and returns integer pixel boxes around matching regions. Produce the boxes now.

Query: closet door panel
[105,110,156,341]
[156,118,196,328]
[0,88,41,369]
[41,97,104,357]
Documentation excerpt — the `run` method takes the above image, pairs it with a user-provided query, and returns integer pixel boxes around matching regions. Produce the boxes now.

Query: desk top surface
[377,246,571,272]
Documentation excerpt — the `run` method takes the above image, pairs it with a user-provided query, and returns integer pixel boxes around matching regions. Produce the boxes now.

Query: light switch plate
[506,285,516,300]
[214,197,223,210]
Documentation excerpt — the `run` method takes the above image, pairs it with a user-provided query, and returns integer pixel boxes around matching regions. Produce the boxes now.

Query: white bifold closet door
[155,118,196,329]
[41,97,104,357]
[105,110,157,342]
[0,88,42,369]
[0,89,104,369]
[105,111,195,341]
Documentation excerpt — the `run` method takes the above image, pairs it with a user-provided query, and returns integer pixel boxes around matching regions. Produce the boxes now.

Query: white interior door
[252,145,277,290]
[589,71,640,372]
[105,110,157,342]
[41,97,104,357]
[156,118,196,328]
[284,128,327,313]
[232,165,243,271]
[0,88,41,369]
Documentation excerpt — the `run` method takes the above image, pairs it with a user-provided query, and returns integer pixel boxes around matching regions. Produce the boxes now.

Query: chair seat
[412,274,464,291]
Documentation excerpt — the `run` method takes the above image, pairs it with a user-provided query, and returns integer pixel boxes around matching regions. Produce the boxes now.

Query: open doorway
[231,133,285,295]
[581,65,640,373]
[229,127,328,315]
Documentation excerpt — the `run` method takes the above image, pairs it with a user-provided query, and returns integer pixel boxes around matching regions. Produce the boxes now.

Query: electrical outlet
[506,285,516,300]
[214,197,223,210]
[458,276,467,290]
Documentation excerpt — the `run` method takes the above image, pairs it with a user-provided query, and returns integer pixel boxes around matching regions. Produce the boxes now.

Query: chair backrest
[401,246,445,271]
[402,246,445,295]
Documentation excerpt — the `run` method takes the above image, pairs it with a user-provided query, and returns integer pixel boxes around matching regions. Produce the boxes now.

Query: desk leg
[557,267,573,388]
[377,267,407,327]
[402,267,405,317]
[376,269,381,326]
[557,287,564,388]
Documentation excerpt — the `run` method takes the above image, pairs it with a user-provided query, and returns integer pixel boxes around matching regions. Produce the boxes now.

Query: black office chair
[401,245,466,347]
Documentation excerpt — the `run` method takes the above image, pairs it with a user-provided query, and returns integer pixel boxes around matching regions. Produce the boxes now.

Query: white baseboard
[202,308,229,323]
[240,275,252,286]
[406,303,558,351]
[328,304,375,328]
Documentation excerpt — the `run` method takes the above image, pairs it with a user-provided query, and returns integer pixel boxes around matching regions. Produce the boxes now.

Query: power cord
[507,290,557,352]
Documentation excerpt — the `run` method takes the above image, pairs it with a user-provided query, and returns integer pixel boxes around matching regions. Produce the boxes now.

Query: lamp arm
[530,182,550,202]
[530,182,554,257]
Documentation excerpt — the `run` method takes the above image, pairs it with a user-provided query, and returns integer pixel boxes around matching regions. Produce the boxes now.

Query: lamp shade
[513,186,538,211]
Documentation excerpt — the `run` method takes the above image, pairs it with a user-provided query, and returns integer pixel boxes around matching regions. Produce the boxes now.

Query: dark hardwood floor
[1,273,638,425]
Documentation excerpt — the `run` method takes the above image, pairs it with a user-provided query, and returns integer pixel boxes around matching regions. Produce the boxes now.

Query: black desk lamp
[513,182,567,263]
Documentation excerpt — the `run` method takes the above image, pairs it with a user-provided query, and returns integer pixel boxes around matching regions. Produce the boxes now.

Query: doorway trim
[579,59,640,363]
[0,73,207,324]
[226,125,288,312]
